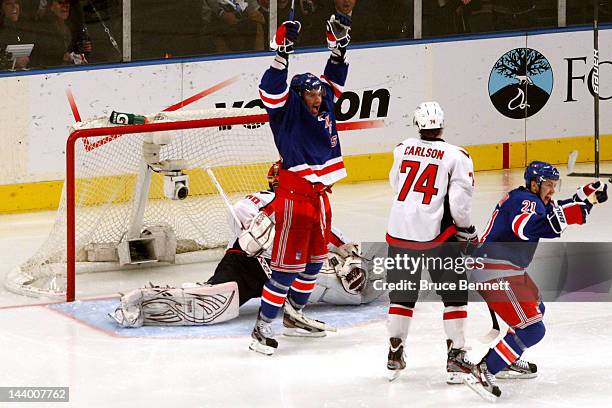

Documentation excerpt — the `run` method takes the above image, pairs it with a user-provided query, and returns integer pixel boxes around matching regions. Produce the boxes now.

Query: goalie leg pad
[110,282,240,327]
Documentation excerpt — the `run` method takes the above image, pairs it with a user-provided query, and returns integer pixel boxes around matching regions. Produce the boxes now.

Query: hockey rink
[1,164,611,407]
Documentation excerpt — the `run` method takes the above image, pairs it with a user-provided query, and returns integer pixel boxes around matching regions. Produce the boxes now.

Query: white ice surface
[0,164,611,407]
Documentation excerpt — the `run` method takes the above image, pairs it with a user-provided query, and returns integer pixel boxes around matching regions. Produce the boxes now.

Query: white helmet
[413,101,444,130]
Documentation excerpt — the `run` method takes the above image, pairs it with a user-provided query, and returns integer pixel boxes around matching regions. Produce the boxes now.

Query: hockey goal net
[6,108,276,301]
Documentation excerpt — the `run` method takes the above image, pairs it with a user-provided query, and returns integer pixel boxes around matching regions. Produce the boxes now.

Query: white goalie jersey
[387,136,474,243]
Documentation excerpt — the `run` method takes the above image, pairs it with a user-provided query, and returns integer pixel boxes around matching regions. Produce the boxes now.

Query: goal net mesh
[5,108,276,299]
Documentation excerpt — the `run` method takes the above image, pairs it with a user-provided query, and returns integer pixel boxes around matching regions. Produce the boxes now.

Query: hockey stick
[205,167,272,278]
[479,306,501,343]
[289,0,296,21]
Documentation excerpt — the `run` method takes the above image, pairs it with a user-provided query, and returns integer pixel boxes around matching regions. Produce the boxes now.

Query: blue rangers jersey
[258,57,348,185]
[476,187,565,269]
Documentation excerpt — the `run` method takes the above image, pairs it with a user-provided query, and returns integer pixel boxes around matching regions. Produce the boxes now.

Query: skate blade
[496,371,537,380]
[249,339,276,356]
[283,328,326,338]
[463,374,499,403]
[446,372,466,384]
[387,369,402,382]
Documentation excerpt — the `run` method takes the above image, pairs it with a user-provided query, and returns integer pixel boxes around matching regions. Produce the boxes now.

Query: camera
[163,171,189,200]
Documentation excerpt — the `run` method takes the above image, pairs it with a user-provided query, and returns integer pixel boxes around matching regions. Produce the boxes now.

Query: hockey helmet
[524,161,560,187]
[267,160,281,190]
[290,73,326,97]
[413,101,444,130]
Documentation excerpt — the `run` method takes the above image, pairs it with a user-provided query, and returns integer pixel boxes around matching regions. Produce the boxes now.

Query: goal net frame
[9,109,271,302]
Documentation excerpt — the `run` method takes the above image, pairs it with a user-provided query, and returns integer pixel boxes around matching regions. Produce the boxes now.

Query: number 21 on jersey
[397,160,439,204]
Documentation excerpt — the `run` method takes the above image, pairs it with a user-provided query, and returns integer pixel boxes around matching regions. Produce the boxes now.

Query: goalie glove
[338,256,366,295]
[238,211,275,257]
[326,13,351,62]
[547,201,588,234]
[574,180,608,205]
[270,20,301,68]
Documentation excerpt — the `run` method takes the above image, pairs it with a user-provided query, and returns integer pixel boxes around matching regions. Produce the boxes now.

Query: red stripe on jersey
[385,225,457,250]
[480,209,499,243]
[292,161,346,178]
[495,340,519,363]
[291,279,316,292]
[389,307,414,317]
[262,287,287,306]
[443,310,468,320]
[259,90,289,105]
[320,75,342,98]
[512,212,531,240]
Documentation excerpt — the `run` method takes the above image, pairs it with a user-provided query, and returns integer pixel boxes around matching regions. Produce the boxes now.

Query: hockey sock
[387,303,414,342]
[485,321,546,374]
[260,270,299,321]
[442,305,467,349]
[287,262,322,309]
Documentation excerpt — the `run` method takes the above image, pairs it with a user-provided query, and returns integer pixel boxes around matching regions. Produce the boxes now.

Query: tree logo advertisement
[488,48,553,119]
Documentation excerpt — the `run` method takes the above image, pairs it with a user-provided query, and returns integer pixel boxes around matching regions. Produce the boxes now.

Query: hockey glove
[574,180,608,205]
[271,20,301,54]
[455,225,479,255]
[238,212,275,256]
[326,13,351,62]
[547,202,588,234]
[338,256,366,295]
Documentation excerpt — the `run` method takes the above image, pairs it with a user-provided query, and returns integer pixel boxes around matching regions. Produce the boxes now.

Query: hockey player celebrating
[464,161,608,402]
[109,164,382,332]
[385,101,478,382]
[250,14,351,354]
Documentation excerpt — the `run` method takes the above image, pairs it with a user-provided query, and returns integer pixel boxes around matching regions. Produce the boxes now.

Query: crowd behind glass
[1,0,610,72]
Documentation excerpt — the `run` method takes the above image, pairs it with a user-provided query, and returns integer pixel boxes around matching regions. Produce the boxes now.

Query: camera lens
[176,184,188,200]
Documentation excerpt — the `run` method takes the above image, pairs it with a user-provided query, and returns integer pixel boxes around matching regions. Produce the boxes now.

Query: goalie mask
[267,160,281,191]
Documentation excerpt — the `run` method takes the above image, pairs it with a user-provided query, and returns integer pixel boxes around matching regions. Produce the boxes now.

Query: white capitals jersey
[386,136,474,244]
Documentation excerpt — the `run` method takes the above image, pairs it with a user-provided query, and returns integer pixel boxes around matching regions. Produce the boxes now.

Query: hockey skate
[282,300,333,337]
[387,337,406,382]
[249,313,278,356]
[446,339,473,384]
[496,359,538,379]
[463,359,502,402]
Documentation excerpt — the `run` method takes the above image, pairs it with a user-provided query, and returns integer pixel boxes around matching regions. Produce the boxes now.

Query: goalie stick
[206,168,338,333]
[205,167,272,278]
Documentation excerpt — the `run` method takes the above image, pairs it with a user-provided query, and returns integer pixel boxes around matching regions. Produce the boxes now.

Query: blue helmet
[524,161,560,187]
[290,73,326,97]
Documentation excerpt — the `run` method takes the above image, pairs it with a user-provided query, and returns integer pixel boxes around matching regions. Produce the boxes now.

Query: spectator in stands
[300,0,392,45]
[30,0,91,67]
[429,0,482,36]
[203,0,266,53]
[0,0,34,69]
